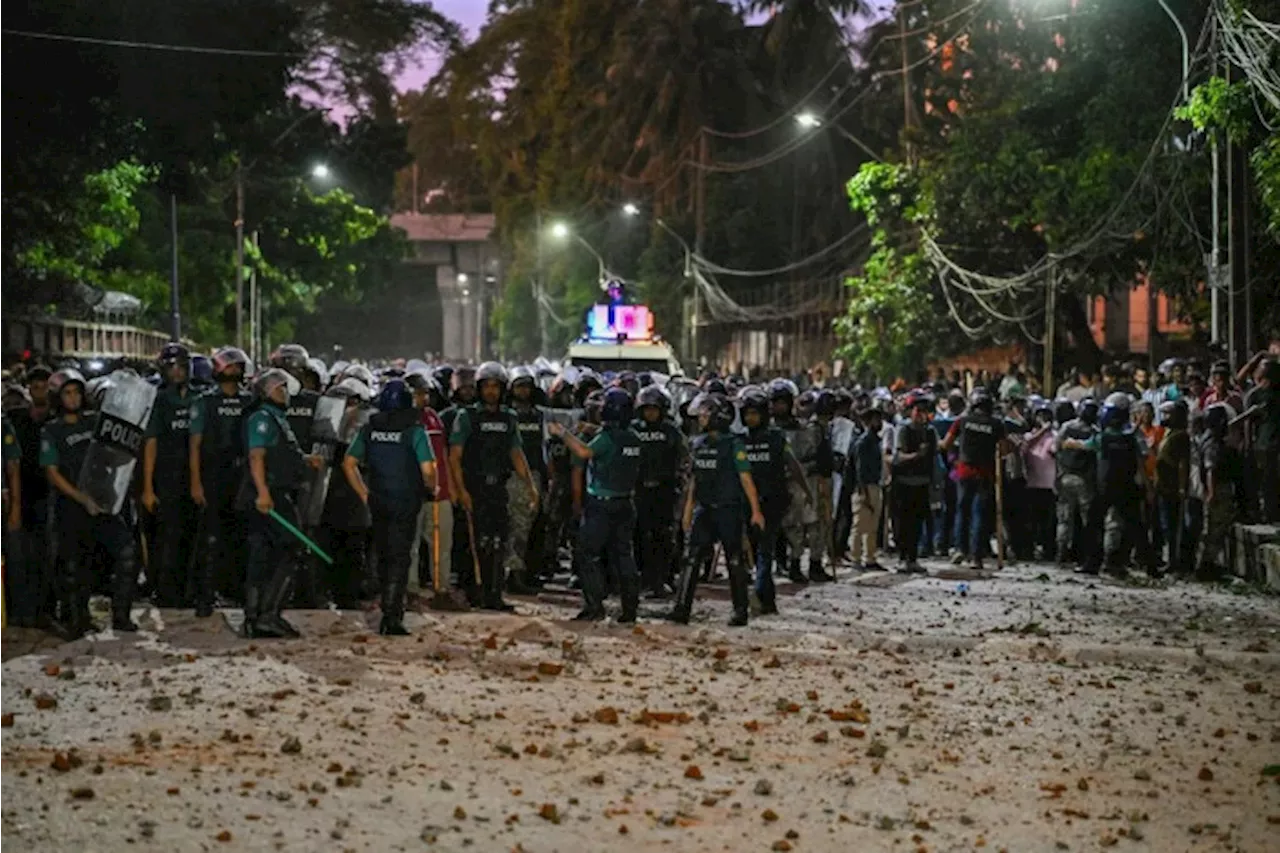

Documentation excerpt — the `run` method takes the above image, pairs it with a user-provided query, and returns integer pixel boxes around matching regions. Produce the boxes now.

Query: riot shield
[543,407,584,437]
[78,373,157,516]
[300,396,347,526]
[828,416,856,519]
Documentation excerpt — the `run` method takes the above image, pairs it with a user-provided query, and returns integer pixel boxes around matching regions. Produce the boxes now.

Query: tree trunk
[1059,292,1105,376]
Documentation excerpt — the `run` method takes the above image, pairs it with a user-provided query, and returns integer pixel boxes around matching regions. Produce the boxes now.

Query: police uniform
[573,424,644,620]
[450,404,524,609]
[1079,426,1155,574]
[506,403,546,581]
[3,415,30,625]
[145,383,196,606]
[948,411,1005,562]
[742,423,789,613]
[190,386,252,610]
[41,412,138,636]
[631,415,684,596]
[1054,417,1097,564]
[285,387,325,607]
[541,420,576,578]
[673,432,753,624]
[320,400,372,607]
[241,402,307,637]
[346,408,434,632]
[778,415,822,581]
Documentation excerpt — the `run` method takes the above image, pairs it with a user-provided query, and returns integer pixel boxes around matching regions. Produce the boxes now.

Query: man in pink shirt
[1021,404,1058,561]
[407,373,455,602]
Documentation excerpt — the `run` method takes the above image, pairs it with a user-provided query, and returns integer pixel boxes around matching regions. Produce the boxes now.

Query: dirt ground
[3,561,1279,852]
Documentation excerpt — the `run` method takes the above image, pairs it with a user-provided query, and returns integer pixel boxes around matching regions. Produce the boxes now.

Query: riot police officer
[631,385,685,598]
[189,346,252,615]
[342,378,436,635]
[241,368,316,638]
[672,394,765,627]
[448,362,539,612]
[270,344,326,608]
[141,343,197,607]
[1054,398,1099,568]
[506,366,547,593]
[550,387,644,622]
[40,369,138,637]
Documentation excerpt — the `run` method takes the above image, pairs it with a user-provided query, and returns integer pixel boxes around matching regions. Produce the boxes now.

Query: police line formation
[2,343,1261,642]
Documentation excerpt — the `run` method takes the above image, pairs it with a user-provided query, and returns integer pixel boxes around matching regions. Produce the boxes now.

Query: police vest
[590,426,643,497]
[691,433,744,507]
[957,414,999,468]
[461,406,516,488]
[631,418,681,487]
[364,410,425,502]
[1057,420,1096,477]
[48,416,97,483]
[743,426,787,500]
[260,406,306,491]
[286,389,320,451]
[514,406,547,476]
[153,387,192,463]
[201,389,252,462]
[1097,429,1139,491]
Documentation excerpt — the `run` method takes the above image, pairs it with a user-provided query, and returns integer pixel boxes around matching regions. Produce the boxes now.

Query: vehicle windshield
[569,356,669,373]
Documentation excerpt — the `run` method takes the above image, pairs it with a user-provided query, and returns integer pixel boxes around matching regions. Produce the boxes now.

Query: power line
[692,224,870,277]
[2,28,305,57]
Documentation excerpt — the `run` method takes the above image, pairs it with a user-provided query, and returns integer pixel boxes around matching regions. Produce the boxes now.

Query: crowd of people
[2,343,1277,640]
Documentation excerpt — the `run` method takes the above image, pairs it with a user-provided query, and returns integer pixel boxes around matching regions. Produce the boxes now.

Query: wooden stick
[994,454,1005,570]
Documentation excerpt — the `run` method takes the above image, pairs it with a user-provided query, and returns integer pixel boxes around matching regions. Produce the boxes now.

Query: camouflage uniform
[505,472,542,574]
[782,419,822,561]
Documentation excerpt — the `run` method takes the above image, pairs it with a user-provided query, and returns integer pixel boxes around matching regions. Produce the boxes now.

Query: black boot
[808,556,834,583]
[506,569,541,596]
[257,565,300,638]
[727,555,750,627]
[112,548,140,632]
[482,539,515,612]
[617,576,640,624]
[195,534,217,618]
[668,549,701,624]
[241,586,264,638]
[379,582,410,635]
[62,559,93,640]
[787,558,808,584]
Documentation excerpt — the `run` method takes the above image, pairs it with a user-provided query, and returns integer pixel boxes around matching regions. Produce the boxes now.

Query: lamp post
[549,221,611,284]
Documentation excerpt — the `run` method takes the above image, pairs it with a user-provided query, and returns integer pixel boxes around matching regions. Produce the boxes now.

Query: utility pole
[899,3,914,162]
[691,130,708,368]
[1209,18,1222,346]
[249,230,260,364]
[235,160,245,349]
[534,209,548,356]
[1043,266,1056,395]
[169,194,181,341]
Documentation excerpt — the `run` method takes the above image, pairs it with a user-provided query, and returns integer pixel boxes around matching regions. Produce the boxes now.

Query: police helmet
[86,375,115,409]
[157,342,190,367]
[574,370,603,406]
[433,365,454,390]
[376,378,414,412]
[451,366,477,395]
[703,378,728,397]
[49,368,88,408]
[767,378,799,405]
[269,343,310,373]
[406,358,430,375]
[737,387,769,416]
[190,355,213,386]
[814,390,837,417]
[381,367,406,380]
[330,359,350,378]
[694,393,735,433]
[212,346,250,379]
[616,371,640,397]
[340,364,376,391]
[509,365,537,389]
[636,384,671,413]
[637,371,655,389]
[968,387,994,412]
[1100,402,1128,429]
[475,361,509,390]
[1160,399,1188,430]
[306,358,330,388]
[1104,391,1132,411]
[601,387,634,425]
[903,389,935,412]
[1077,398,1100,424]
[328,376,374,402]
[1053,399,1076,426]
[253,368,300,403]
[796,389,817,419]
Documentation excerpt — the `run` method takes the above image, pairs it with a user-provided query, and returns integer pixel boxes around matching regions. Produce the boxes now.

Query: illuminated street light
[550,221,571,240]
[795,112,821,129]
[457,272,469,284]
[311,163,331,180]
[622,203,640,216]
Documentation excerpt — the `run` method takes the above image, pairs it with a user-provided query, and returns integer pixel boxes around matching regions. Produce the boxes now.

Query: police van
[563,302,682,376]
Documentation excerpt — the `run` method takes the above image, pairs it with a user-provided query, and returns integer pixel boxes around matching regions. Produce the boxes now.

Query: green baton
[269,509,334,565]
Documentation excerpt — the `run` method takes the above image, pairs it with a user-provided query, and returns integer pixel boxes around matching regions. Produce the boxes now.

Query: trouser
[577,496,639,617]
[541,477,573,576]
[634,485,677,593]
[1083,485,1153,573]
[833,476,854,560]
[1196,490,1237,576]
[1002,476,1029,560]
[410,500,453,592]
[1257,445,1280,523]
[1155,493,1183,568]
[1026,488,1056,560]
[893,484,930,563]
[749,505,783,606]
[933,476,957,553]
[244,492,300,625]
[505,473,542,575]
[1055,474,1094,562]
[153,488,197,606]
[201,473,245,608]
[56,500,137,634]
[7,496,50,628]
[673,505,749,621]
[1181,498,1204,573]
[321,526,367,607]
[850,485,882,564]
[467,481,510,606]
[780,479,816,565]
[813,478,834,565]
[954,478,994,560]
[370,496,419,624]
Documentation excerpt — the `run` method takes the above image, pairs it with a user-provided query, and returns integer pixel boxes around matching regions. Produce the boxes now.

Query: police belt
[640,479,675,490]
[588,493,633,501]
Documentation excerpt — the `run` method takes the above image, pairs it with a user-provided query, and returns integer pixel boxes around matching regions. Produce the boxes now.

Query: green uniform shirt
[247,405,284,451]
[3,418,19,463]
[576,427,643,499]
[346,423,434,463]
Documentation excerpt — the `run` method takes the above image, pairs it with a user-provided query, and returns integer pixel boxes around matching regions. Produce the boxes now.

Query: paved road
[3,560,1278,852]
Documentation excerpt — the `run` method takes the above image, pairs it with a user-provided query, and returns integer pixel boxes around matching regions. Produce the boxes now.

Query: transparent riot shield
[300,396,347,526]
[78,373,157,515]
[828,416,856,518]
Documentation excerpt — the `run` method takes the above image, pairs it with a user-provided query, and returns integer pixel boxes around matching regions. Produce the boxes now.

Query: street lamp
[622,203,640,217]
[311,163,331,180]
[550,221,570,240]
[795,111,821,129]
[457,273,469,284]
[548,221,609,283]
